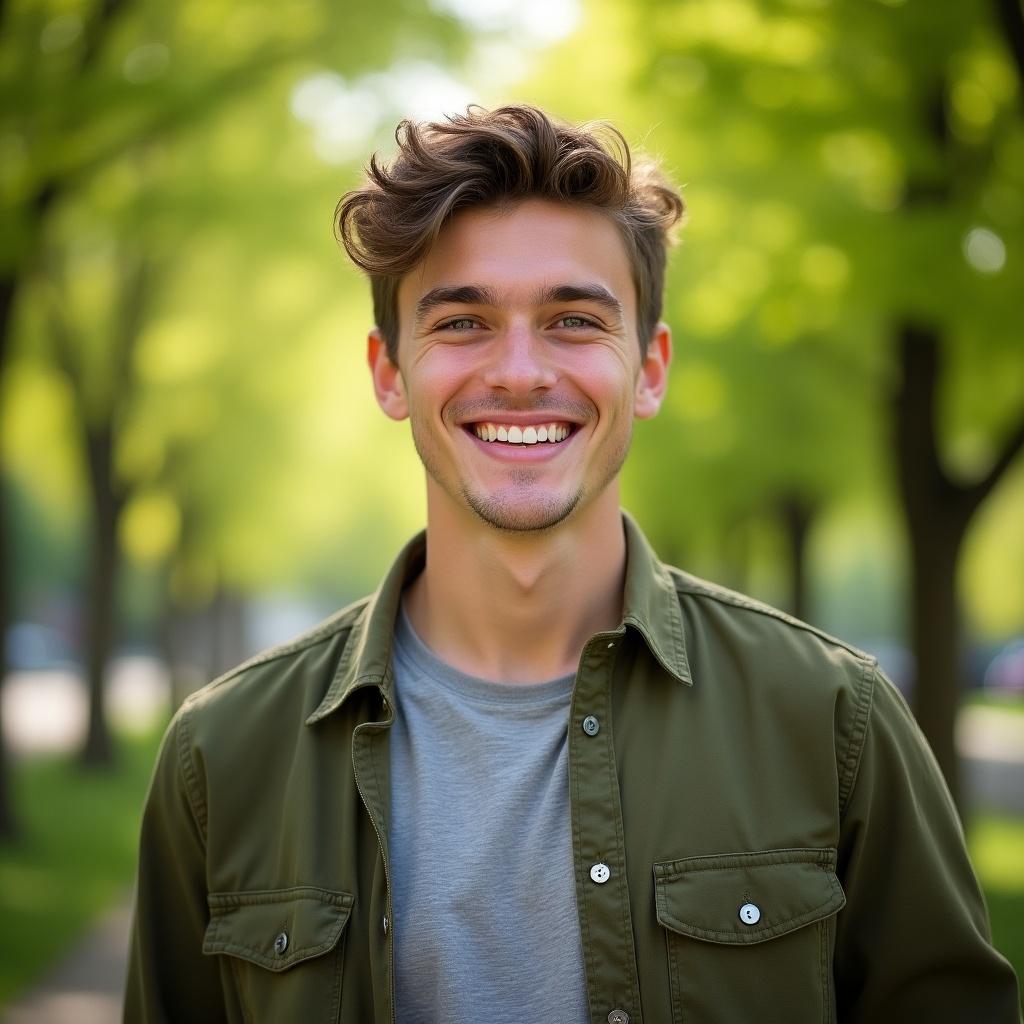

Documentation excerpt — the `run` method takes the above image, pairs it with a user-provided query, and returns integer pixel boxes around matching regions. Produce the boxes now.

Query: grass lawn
[0,723,1021,1009]
[0,724,165,1006]
[964,691,1024,717]
[969,814,1024,995]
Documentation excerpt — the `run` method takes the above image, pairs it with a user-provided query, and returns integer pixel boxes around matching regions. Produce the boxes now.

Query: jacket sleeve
[124,706,227,1023]
[834,668,1021,1022]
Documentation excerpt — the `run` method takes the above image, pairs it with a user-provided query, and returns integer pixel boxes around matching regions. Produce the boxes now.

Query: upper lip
[457,413,582,427]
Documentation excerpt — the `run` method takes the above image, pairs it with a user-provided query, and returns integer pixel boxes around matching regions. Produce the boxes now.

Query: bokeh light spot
[963,227,1006,274]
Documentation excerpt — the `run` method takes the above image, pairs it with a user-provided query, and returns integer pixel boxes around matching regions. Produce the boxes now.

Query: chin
[461,487,582,533]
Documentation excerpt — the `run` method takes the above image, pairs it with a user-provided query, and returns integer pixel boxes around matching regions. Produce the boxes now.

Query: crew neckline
[394,600,576,708]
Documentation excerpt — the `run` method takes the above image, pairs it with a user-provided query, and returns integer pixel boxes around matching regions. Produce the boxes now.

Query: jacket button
[590,862,611,884]
[582,715,600,736]
[608,1012,630,1024]
[273,932,289,955]
[739,902,761,925]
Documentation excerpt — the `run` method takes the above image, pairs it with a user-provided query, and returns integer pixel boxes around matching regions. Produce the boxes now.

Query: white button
[590,862,611,884]
[608,1012,630,1024]
[383,916,389,935]
[739,902,761,925]
[582,715,600,736]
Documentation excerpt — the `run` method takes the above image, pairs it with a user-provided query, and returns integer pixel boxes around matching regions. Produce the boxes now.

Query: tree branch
[78,0,134,76]
[963,411,1024,514]
[45,281,88,425]
[110,249,151,418]
[992,0,1024,89]
[34,38,309,220]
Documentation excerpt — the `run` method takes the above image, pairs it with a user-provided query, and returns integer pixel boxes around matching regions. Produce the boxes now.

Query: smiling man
[125,106,1020,1023]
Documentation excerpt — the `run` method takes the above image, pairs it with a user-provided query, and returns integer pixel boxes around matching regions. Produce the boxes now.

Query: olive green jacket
[125,515,1020,1023]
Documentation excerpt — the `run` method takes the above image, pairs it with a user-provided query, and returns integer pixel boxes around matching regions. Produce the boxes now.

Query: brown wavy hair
[335,104,685,361]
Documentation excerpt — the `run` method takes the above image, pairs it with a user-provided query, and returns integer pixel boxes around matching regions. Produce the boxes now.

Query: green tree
[528,0,1024,808]
[0,0,468,832]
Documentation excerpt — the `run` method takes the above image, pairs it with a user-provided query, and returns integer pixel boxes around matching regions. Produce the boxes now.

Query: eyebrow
[540,284,623,321]
[415,285,500,324]
[414,282,624,324]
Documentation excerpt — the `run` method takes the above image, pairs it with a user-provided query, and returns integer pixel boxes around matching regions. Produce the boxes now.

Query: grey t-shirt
[388,604,589,1024]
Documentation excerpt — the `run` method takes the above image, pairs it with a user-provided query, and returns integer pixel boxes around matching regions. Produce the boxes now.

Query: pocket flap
[203,886,354,971]
[654,848,845,946]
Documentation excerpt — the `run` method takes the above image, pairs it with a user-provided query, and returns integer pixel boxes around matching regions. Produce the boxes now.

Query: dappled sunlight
[1,0,1022,1000]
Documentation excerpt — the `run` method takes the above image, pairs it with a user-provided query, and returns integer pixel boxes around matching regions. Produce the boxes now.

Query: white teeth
[470,422,572,444]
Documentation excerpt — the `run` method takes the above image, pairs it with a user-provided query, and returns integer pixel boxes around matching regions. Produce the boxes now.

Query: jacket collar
[619,511,692,686]
[307,511,691,725]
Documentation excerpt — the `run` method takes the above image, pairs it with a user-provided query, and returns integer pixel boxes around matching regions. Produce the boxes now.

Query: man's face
[370,198,669,532]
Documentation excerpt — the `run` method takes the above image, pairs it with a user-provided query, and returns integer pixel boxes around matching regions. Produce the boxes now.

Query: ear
[634,322,672,420]
[368,329,408,421]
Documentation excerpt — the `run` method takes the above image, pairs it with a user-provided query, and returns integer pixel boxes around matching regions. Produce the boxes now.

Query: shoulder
[665,566,879,799]
[178,595,372,734]
[669,565,877,678]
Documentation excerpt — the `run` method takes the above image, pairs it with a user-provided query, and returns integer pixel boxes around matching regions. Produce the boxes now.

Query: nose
[480,323,557,395]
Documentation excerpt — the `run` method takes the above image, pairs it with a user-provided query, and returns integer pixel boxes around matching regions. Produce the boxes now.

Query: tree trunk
[79,427,122,767]
[895,323,969,810]
[779,495,815,623]
[0,272,19,839]
[906,513,964,807]
[207,584,248,680]
[0,480,17,839]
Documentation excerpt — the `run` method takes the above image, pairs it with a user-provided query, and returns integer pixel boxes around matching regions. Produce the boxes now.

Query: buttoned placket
[569,630,643,1024]
[350,681,398,1024]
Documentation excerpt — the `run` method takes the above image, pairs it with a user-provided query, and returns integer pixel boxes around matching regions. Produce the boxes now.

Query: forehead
[397,199,636,317]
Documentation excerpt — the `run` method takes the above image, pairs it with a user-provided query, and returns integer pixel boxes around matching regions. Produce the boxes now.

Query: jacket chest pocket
[654,848,845,1024]
[203,886,354,1024]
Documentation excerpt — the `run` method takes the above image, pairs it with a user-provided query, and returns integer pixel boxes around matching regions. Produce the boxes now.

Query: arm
[124,707,227,1023]
[834,670,1021,1021]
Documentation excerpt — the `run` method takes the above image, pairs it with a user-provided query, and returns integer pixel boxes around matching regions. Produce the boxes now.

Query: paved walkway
[1,902,131,1024]
[1,672,1021,1022]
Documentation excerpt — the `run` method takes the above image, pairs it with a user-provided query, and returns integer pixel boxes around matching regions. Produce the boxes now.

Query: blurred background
[1,0,1022,1018]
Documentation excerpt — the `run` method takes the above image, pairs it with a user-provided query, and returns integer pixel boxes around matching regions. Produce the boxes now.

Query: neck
[404,486,626,683]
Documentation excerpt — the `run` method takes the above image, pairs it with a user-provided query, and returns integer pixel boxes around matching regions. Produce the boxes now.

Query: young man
[125,105,1020,1023]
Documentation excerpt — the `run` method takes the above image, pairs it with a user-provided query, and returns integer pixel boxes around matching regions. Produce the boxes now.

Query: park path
[1,669,1022,1022]
[0,903,131,1024]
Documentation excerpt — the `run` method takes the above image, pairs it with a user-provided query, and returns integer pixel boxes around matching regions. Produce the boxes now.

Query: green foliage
[2,0,468,614]
[520,0,1024,627]
[2,0,1021,635]
[0,726,164,1005]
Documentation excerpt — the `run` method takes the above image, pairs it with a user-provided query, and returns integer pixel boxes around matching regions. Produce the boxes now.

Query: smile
[468,422,574,446]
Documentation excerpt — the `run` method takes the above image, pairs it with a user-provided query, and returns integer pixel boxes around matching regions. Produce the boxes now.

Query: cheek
[564,351,637,413]
[406,352,477,419]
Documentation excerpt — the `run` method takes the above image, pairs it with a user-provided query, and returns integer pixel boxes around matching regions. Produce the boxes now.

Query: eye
[439,317,481,330]
[553,314,599,329]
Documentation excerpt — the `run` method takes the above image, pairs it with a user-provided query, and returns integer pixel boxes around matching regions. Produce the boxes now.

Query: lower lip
[462,427,578,460]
